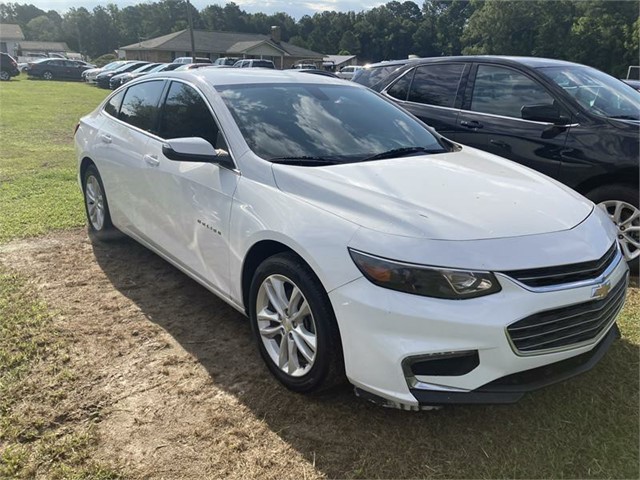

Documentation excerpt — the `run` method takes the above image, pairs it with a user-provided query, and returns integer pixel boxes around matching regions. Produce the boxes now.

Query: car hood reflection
[272,147,593,241]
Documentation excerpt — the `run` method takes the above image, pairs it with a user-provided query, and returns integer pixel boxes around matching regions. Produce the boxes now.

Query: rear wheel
[82,164,118,241]
[42,70,53,80]
[587,184,639,273]
[249,252,345,393]
[0,70,9,81]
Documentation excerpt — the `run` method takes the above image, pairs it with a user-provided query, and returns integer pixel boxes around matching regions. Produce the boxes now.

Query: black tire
[43,70,53,80]
[586,184,639,274]
[0,70,10,81]
[249,252,345,393]
[82,164,119,242]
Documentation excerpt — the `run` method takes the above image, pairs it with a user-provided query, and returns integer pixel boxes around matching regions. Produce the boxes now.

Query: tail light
[74,123,80,136]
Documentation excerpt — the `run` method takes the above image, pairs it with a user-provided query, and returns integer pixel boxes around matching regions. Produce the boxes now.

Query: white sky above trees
[32,1,385,18]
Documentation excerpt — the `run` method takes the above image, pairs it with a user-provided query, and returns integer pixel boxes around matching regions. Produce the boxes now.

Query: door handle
[460,120,483,129]
[143,154,160,167]
[100,134,112,144]
[489,139,510,149]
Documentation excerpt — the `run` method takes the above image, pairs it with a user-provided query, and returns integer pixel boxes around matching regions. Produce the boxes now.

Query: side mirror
[521,104,563,124]
[162,137,233,168]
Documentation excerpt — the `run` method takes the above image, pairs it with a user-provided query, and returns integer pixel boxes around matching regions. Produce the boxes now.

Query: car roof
[364,55,584,70]
[140,68,354,87]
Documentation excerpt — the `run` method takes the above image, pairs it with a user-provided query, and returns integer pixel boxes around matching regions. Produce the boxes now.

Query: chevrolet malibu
[75,70,628,409]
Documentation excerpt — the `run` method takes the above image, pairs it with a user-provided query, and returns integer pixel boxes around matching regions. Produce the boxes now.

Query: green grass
[0,79,119,478]
[0,78,108,242]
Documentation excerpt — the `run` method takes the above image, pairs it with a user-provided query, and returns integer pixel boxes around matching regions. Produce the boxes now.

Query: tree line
[0,0,637,76]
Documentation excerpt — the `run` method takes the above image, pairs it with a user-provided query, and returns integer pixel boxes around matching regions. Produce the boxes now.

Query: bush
[92,54,117,67]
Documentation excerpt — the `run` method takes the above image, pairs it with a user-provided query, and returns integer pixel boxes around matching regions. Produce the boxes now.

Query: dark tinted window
[158,81,218,146]
[47,60,64,67]
[104,90,124,117]
[471,65,554,118]
[353,64,404,88]
[387,70,414,101]
[119,80,165,132]
[251,60,274,68]
[408,64,464,107]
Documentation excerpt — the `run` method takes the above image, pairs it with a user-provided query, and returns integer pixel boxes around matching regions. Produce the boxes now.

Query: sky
[31,1,386,18]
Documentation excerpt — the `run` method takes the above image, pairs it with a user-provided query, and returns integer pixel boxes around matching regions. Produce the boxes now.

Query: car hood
[271,147,593,241]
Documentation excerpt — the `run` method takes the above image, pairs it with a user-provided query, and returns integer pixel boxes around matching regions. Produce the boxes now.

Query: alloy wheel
[0,71,9,81]
[85,175,105,231]
[255,274,317,377]
[43,71,53,80]
[598,200,640,262]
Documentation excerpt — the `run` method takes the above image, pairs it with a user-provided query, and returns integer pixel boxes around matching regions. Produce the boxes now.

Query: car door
[382,62,469,138]
[456,63,571,179]
[140,80,240,294]
[94,80,166,237]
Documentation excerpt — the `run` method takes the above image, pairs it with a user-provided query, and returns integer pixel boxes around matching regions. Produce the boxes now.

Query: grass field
[0,77,108,242]
[0,78,638,479]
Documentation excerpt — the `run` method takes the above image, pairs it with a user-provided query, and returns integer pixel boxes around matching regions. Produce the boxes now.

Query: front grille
[504,242,618,288]
[507,276,627,354]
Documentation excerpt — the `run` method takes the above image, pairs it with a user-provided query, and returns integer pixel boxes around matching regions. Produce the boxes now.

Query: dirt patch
[1,229,638,479]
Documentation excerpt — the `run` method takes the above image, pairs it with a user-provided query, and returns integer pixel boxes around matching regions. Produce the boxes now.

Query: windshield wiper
[269,156,341,165]
[608,115,639,120]
[360,146,446,162]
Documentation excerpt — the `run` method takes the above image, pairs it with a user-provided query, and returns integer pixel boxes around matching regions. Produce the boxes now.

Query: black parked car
[27,58,91,80]
[355,56,640,269]
[95,61,149,88]
[0,52,19,80]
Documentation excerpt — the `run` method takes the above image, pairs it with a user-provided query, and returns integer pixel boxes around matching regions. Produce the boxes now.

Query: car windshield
[103,62,125,71]
[539,65,640,120]
[217,83,446,163]
[147,63,168,73]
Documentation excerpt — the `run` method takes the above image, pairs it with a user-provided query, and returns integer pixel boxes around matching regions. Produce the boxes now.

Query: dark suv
[0,53,20,81]
[355,56,640,269]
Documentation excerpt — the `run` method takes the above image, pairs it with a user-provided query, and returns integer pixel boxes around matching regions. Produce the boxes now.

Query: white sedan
[75,69,628,409]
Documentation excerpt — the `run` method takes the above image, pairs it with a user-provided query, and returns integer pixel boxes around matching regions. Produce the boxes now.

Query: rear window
[353,64,404,88]
[252,60,274,68]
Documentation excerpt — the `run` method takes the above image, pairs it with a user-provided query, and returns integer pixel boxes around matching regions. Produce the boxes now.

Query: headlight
[349,249,501,300]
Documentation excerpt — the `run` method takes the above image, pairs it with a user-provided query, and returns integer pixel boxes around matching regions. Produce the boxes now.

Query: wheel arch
[574,168,639,198]
[79,156,96,183]
[241,239,300,315]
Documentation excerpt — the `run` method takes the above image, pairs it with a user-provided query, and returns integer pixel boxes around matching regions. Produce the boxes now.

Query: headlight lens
[349,249,501,300]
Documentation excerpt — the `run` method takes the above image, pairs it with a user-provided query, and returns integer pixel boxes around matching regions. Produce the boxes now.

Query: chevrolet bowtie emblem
[592,281,611,300]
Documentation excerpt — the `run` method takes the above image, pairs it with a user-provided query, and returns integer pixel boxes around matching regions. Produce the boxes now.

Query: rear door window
[104,90,124,118]
[407,64,465,107]
[470,65,554,118]
[118,80,165,133]
[158,81,219,147]
[386,70,415,101]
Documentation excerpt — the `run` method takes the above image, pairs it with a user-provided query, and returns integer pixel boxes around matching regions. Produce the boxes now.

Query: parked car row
[354,56,640,269]
[76,67,630,409]
[24,58,95,80]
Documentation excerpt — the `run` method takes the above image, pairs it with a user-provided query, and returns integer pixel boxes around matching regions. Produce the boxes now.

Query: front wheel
[588,184,639,273]
[82,164,118,241]
[249,253,345,393]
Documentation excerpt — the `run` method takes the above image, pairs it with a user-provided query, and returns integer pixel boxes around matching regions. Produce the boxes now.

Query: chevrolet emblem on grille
[591,281,612,300]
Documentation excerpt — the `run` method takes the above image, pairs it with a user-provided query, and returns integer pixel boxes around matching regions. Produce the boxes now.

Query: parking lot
[1,78,639,479]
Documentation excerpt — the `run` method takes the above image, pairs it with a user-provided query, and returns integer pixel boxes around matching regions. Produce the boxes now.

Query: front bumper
[329,252,628,409]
